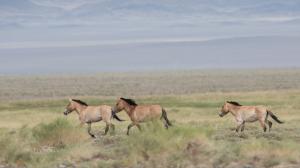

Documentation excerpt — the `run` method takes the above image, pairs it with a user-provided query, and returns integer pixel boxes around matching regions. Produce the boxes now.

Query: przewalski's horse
[113,98,172,135]
[219,101,283,132]
[63,98,123,138]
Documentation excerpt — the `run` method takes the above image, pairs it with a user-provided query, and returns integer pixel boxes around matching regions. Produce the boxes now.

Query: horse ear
[68,98,72,102]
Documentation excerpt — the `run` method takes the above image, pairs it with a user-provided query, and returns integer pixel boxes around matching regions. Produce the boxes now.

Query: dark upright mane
[227,101,242,106]
[72,99,88,106]
[120,98,138,106]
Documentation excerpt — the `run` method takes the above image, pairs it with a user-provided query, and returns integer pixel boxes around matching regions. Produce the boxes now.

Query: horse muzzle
[219,112,224,117]
[64,110,70,115]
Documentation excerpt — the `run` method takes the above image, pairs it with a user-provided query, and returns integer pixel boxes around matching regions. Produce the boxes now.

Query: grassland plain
[1,69,300,101]
[0,70,300,168]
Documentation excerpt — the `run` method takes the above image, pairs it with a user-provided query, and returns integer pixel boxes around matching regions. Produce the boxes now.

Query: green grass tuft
[32,118,87,148]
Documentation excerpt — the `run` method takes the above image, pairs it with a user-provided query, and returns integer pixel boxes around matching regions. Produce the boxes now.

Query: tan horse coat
[64,98,123,138]
[113,98,172,135]
[219,101,283,132]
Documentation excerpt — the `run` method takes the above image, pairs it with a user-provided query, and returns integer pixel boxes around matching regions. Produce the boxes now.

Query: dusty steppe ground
[0,69,300,168]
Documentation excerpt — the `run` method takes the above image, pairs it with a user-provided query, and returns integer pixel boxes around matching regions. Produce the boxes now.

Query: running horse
[113,98,172,135]
[63,98,123,138]
[219,101,283,132]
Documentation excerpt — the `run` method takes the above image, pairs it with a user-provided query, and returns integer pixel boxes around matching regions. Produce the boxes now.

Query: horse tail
[161,108,172,126]
[267,110,284,124]
[111,110,125,122]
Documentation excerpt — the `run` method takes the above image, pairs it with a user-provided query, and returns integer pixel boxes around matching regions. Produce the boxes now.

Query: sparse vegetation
[0,70,300,167]
[1,69,300,101]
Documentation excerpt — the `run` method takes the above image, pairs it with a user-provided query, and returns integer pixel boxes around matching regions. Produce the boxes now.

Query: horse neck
[74,103,87,115]
[228,104,241,116]
[123,103,136,118]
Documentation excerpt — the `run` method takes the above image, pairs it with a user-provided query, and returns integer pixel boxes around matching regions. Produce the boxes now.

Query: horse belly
[137,111,159,122]
[244,114,258,122]
[141,115,157,122]
[136,112,151,122]
[86,112,102,123]
[134,105,162,122]
[91,117,102,122]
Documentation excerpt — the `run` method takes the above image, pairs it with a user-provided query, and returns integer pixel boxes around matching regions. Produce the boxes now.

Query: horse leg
[264,111,272,132]
[163,121,169,129]
[127,123,134,135]
[241,121,246,132]
[161,118,169,129]
[259,120,267,132]
[236,125,241,132]
[103,123,110,135]
[266,120,272,132]
[110,123,115,133]
[136,123,142,132]
[87,123,96,138]
[236,121,243,132]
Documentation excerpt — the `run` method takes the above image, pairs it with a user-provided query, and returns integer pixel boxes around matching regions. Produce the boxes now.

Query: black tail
[161,108,172,126]
[112,110,125,122]
[267,110,284,124]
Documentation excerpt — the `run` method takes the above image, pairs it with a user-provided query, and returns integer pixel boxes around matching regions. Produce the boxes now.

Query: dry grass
[0,70,300,168]
[0,90,300,168]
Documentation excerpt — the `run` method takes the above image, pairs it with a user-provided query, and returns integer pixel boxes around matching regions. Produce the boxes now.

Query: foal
[64,98,123,138]
[219,101,283,132]
[113,98,172,135]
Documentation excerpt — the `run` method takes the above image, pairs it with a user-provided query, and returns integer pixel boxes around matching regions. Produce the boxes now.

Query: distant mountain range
[0,0,299,42]
[0,36,299,74]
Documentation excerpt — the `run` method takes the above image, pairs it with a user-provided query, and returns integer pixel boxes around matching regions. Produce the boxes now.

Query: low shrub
[32,118,87,149]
